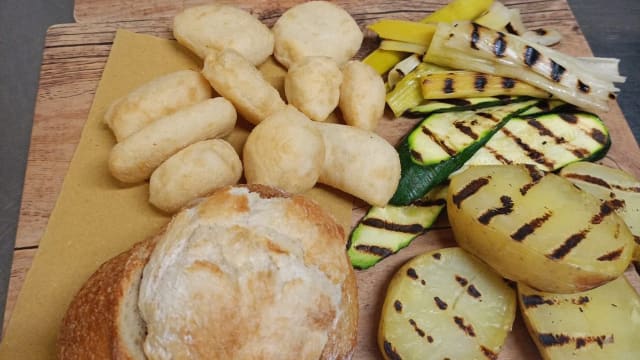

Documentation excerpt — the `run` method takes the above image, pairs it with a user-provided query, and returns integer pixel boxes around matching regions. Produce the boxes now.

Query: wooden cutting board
[5,0,640,358]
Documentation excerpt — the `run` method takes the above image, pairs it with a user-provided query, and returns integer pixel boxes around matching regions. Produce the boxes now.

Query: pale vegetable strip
[421,70,550,99]
[379,40,427,55]
[387,54,421,90]
[424,22,621,111]
[386,62,449,117]
[368,20,436,46]
[475,1,527,35]
[363,49,407,75]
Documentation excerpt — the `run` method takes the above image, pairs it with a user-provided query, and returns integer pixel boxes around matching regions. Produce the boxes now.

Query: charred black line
[355,244,393,258]
[561,173,610,188]
[454,121,479,140]
[502,77,516,89]
[494,32,507,57]
[502,128,555,169]
[597,247,624,261]
[471,23,481,50]
[412,198,446,207]
[577,80,591,93]
[432,252,442,260]
[443,78,455,94]
[536,100,551,112]
[467,284,482,298]
[361,218,424,234]
[590,128,608,145]
[505,22,518,35]
[511,212,553,241]
[522,294,555,308]
[526,119,591,157]
[558,113,578,123]
[524,46,540,67]
[427,335,434,343]
[475,74,488,91]
[410,149,424,163]
[409,319,426,337]
[452,177,491,208]
[520,164,545,195]
[547,229,589,260]
[478,195,514,224]
[480,346,498,360]
[590,199,625,224]
[434,296,448,310]
[439,98,472,106]
[550,60,566,82]
[486,146,513,164]
[394,300,403,312]
[455,275,469,287]
[407,267,419,279]
[539,333,571,347]
[476,112,499,122]
[383,340,403,360]
[453,316,476,337]
[421,126,457,156]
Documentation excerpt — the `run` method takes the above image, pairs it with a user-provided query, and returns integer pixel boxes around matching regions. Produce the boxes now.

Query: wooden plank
[6,1,640,358]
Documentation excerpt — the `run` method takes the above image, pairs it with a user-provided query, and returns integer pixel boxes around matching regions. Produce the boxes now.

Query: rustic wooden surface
[4,0,640,358]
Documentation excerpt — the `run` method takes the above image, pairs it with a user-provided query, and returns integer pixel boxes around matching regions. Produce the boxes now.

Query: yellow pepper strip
[379,40,427,54]
[368,20,436,46]
[421,0,494,23]
[420,71,550,99]
[363,49,407,75]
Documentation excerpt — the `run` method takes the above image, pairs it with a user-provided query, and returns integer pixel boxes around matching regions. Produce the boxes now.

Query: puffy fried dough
[202,49,286,125]
[339,61,386,131]
[149,139,243,213]
[173,4,274,65]
[243,106,325,193]
[273,1,363,68]
[285,57,343,122]
[109,98,236,183]
[104,70,212,142]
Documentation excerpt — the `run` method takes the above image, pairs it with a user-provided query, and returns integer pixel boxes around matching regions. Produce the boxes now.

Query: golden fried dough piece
[243,106,325,193]
[173,4,274,65]
[339,61,386,131]
[202,49,286,125]
[109,98,236,183]
[285,57,343,122]
[272,1,363,68]
[104,70,212,142]
[149,139,242,213]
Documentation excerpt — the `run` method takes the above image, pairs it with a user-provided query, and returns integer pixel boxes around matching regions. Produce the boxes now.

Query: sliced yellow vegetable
[363,49,408,76]
[421,0,494,23]
[474,1,512,30]
[368,20,436,46]
[386,62,449,117]
[421,71,550,99]
[379,40,427,54]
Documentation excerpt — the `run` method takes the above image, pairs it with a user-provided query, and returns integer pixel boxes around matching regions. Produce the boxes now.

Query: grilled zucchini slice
[447,164,634,293]
[379,247,516,360]
[347,185,447,269]
[519,276,640,359]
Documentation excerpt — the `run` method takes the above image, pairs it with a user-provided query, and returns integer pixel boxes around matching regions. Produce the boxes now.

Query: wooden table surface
[2,0,640,358]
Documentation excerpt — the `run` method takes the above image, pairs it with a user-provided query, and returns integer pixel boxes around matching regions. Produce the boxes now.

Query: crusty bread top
[138,184,357,359]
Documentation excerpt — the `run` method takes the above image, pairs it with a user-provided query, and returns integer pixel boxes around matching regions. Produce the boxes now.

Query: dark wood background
[0,0,638,332]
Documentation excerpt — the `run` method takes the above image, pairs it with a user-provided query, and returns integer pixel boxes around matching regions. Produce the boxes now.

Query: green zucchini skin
[347,186,448,269]
[405,95,526,117]
[390,100,537,205]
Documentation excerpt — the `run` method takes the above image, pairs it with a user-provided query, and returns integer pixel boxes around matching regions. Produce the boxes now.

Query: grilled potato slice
[379,247,516,360]
[519,276,640,359]
[560,161,640,261]
[447,165,634,293]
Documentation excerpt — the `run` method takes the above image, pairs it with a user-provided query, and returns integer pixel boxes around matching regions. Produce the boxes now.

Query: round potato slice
[339,60,386,131]
[173,4,274,65]
[272,1,363,68]
[285,57,343,122]
[447,164,635,293]
[379,247,516,360]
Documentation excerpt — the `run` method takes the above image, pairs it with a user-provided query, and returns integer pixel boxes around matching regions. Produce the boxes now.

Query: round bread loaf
[139,185,358,359]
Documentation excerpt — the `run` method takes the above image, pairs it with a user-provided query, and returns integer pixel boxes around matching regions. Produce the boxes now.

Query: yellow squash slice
[379,247,516,360]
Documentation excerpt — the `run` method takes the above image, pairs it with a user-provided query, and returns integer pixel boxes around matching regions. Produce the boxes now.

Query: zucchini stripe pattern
[348,186,448,269]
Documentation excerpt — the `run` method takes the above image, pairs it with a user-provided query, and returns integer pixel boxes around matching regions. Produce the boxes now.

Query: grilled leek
[420,70,550,99]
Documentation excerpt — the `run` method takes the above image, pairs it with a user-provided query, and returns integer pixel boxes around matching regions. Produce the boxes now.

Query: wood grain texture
[6,1,640,358]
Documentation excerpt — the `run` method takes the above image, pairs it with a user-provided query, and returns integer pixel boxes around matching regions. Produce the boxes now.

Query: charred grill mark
[432,252,442,260]
[407,267,419,279]
[505,22,518,35]
[494,32,506,57]
[502,128,555,169]
[478,195,514,224]
[502,77,516,89]
[361,218,424,234]
[409,319,426,337]
[421,126,457,156]
[452,177,491,208]
[443,78,455,94]
[522,294,554,308]
[539,333,571,347]
[455,275,469,287]
[470,23,481,50]
[486,146,513,164]
[355,244,393,258]
[475,74,488,91]
[526,119,591,157]
[535,28,548,35]
[434,296,448,310]
[520,164,545,195]
[439,98,472,106]
[597,247,624,261]
[454,121,479,140]
[427,335,434,343]
[548,229,589,260]
[550,60,566,82]
[537,100,551,112]
[476,112,499,122]
[480,346,498,360]
[524,46,540,67]
[511,212,553,241]
[577,80,591,93]
[562,173,610,188]
[467,284,482,299]
[539,333,612,349]
[394,300,403,312]
[453,316,476,337]
[590,199,625,224]
[574,296,590,305]
[412,198,446,207]
[590,128,608,145]
[410,149,424,163]
[383,340,403,360]
[558,113,578,123]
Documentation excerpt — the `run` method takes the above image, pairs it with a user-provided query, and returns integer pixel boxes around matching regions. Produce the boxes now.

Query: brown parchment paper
[0,29,353,359]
